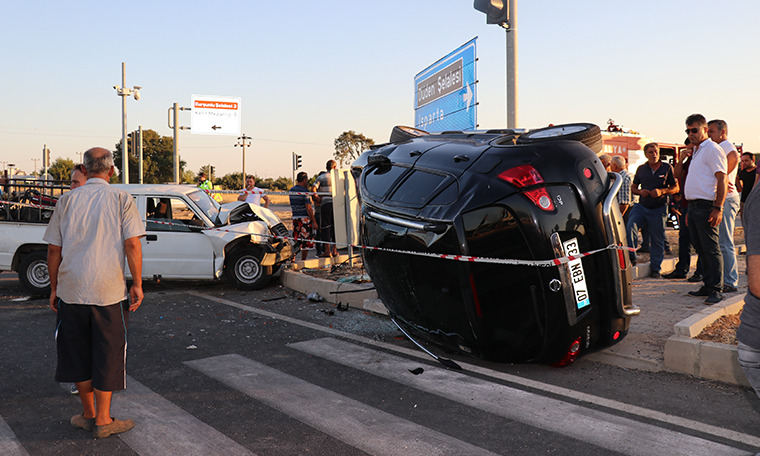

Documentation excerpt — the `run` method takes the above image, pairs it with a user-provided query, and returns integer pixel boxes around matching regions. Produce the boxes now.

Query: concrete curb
[663,295,748,387]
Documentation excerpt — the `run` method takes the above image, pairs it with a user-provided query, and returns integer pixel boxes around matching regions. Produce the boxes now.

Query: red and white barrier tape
[2,200,634,267]
[142,218,634,268]
[202,188,330,196]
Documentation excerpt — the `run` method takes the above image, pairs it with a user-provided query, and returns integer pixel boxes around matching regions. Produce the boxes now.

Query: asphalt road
[2,271,760,456]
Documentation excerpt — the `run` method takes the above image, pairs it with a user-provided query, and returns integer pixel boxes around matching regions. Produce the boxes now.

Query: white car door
[141,195,216,279]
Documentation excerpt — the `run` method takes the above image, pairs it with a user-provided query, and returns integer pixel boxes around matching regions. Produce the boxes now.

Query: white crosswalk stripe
[185,353,501,456]
[112,377,255,456]
[0,415,29,456]
[289,337,750,456]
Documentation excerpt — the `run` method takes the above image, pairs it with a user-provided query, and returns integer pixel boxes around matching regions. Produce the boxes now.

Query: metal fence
[0,178,69,223]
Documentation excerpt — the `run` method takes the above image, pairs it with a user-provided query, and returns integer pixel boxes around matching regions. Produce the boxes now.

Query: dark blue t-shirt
[633,161,676,208]
[289,185,309,218]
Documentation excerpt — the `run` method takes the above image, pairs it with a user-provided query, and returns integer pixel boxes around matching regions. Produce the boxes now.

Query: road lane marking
[290,337,750,456]
[113,376,255,456]
[0,415,29,456]
[185,354,500,456]
[191,291,760,450]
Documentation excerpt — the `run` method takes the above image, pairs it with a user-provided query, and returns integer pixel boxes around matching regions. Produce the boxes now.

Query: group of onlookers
[195,163,340,262]
[605,115,757,305]
[602,116,760,399]
[287,160,338,260]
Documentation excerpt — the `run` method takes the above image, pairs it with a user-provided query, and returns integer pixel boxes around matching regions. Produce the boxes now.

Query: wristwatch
[712,205,723,211]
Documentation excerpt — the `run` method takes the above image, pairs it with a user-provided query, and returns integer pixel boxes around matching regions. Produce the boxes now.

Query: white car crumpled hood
[217,201,281,227]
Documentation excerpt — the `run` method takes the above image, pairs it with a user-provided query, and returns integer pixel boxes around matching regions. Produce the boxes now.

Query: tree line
[41,128,376,190]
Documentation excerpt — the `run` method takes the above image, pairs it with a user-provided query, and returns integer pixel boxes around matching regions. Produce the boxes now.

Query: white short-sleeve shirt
[43,178,146,305]
[683,139,728,202]
[718,139,738,195]
[241,187,265,205]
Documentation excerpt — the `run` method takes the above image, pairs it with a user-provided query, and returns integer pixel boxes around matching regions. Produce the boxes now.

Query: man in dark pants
[682,114,727,304]
[663,141,703,280]
[45,147,146,438]
[626,143,679,277]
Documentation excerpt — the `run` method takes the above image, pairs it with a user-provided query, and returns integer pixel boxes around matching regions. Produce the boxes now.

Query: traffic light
[210,166,215,177]
[295,154,303,169]
[473,0,508,26]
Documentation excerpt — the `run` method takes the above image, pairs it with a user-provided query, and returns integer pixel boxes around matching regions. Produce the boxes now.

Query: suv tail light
[498,165,555,211]
[551,337,582,367]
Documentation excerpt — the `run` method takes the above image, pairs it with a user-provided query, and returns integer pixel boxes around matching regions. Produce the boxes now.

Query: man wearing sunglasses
[682,114,728,304]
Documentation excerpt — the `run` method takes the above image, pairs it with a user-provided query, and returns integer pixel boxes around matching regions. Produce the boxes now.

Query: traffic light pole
[168,103,191,183]
[506,0,518,129]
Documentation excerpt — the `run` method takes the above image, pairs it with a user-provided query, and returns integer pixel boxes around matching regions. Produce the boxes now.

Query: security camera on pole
[113,62,142,184]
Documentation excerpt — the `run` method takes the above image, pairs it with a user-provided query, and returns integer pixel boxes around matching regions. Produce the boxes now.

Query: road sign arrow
[463,84,473,112]
[211,125,222,131]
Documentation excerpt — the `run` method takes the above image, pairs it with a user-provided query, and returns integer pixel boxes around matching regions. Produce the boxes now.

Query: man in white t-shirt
[683,114,727,304]
[708,119,740,293]
[238,175,270,208]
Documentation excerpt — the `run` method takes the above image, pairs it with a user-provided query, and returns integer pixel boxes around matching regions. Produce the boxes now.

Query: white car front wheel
[226,248,271,290]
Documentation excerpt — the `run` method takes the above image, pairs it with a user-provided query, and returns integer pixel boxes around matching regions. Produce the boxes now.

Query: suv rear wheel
[517,123,602,153]
[226,247,271,290]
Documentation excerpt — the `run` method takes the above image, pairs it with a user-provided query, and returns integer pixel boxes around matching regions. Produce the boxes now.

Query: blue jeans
[626,204,666,272]
[719,194,740,287]
[739,342,760,399]
[687,199,723,291]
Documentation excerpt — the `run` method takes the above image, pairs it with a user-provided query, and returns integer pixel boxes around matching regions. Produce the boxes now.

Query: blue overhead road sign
[414,38,477,132]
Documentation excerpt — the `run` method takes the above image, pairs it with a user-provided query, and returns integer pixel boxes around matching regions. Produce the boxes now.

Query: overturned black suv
[355,123,638,366]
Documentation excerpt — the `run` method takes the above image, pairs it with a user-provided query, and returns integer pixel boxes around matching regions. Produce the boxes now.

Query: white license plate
[562,238,591,310]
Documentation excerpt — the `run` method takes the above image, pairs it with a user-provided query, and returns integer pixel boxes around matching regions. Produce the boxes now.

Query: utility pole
[138,126,143,184]
[235,134,252,183]
[43,145,50,180]
[31,158,39,177]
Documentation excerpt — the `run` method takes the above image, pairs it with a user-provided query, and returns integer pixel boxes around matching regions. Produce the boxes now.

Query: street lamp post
[113,62,141,184]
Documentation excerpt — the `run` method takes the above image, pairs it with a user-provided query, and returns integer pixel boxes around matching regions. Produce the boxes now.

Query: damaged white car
[0,184,294,293]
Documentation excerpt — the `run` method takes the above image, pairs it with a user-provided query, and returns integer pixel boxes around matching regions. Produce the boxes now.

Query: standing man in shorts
[44,147,146,439]
[289,171,318,260]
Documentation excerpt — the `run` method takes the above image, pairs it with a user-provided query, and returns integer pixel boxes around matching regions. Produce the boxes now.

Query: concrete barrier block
[664,336,700,376]
[281,269,377,310]
[698,342,750,387]
[363,298,389,315]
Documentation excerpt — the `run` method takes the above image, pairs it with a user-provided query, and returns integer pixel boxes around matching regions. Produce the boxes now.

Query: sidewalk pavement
[585,253,747,372]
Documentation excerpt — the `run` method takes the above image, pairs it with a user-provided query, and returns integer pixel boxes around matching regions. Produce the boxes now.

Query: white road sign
[191,95,241,136]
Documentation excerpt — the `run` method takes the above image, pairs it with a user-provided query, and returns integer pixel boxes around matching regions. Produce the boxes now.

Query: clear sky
[1,0,758,180]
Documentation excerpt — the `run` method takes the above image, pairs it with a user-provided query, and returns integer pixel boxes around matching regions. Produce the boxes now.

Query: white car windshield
[187,190,221,224]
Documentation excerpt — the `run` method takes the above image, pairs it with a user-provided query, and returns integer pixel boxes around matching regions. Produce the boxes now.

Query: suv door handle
[146,234,158,241]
